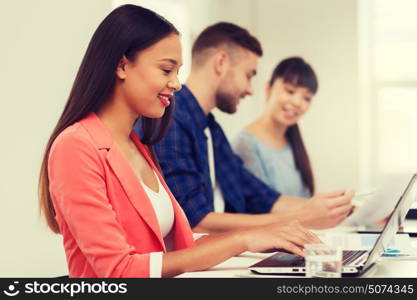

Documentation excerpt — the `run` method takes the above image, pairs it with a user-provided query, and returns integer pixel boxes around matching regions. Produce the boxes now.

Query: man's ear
[213,51,229,77]
[116,56,129,80]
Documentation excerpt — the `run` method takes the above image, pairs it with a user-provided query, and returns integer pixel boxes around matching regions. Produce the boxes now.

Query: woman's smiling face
[266,78,314,127]
[116,33,182,118]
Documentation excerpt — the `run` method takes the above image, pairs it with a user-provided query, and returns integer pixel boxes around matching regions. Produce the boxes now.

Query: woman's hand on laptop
[240,221,321,257]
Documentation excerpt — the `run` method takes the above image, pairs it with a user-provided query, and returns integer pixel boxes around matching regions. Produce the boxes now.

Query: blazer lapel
[130,133,195,250]
[106,145,166,251]
[80,113,165,250]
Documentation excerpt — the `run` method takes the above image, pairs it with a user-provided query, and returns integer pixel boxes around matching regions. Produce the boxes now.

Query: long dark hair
[39,5,179,233]
[269,57,318,195]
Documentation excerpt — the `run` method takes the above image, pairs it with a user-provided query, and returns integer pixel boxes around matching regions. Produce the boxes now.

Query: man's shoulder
[172,102,191,123]
[161,101,195,143]
[171,93,196,130]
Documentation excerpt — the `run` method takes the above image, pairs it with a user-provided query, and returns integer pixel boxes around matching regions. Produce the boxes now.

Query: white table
[178,220,417,278]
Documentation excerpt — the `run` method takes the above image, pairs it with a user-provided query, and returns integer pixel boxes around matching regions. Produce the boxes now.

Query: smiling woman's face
[116,33,183,118]
[266,78,314,127]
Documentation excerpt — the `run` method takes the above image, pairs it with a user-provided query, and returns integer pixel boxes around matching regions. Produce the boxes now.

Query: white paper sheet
[343,173,413,226]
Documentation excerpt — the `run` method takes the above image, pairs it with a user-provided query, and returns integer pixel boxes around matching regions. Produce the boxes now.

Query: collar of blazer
[79,113,170,251]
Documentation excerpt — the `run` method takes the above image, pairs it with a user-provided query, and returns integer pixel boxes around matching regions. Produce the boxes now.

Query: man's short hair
[191,22,263,65]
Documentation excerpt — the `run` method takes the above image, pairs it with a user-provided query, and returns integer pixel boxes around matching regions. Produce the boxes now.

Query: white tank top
[141,172,175,251]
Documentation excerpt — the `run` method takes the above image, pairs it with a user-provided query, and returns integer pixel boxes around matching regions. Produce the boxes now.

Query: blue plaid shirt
[141,86,280,228]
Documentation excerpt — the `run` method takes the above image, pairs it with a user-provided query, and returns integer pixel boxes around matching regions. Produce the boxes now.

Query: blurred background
[1,0,416,276]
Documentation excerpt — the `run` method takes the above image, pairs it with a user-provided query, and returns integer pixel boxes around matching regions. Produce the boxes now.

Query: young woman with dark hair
[234,57,318,198]
[39,6,319,278]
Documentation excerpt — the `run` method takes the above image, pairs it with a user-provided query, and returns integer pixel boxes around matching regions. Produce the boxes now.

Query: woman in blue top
[234,57,317,198]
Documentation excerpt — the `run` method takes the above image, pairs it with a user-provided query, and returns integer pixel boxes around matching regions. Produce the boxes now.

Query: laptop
[249,174,417,277]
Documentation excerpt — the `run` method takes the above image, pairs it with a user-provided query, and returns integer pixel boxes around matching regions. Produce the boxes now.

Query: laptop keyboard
[342,250,368,265]
[270,250,368,267]
[272,250,368,266]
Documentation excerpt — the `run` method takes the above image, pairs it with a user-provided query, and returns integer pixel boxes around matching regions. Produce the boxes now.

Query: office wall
[0,0,111,277]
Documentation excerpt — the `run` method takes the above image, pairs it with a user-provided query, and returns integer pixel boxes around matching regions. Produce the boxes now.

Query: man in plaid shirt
[143,23,354,233]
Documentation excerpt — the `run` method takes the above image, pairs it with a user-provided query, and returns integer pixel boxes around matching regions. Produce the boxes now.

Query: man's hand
[298,190,355,229]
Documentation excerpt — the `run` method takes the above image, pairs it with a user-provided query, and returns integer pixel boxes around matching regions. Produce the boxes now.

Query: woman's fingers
[293,222,322,244]
[262,221,322,257]
[277,225,319,248]
[305,230,322,244]
[278,231,309,247]
[275,239,305,257]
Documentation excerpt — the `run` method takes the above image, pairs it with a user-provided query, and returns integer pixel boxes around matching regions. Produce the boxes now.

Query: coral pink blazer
[48,113,195,277]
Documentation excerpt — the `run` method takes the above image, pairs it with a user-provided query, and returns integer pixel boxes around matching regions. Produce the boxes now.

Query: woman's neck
[97,95,138,143]
[244,112,288,149]
[257,111,288,141]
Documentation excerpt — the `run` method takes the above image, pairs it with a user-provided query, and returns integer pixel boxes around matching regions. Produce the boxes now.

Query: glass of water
[304,244,342,278]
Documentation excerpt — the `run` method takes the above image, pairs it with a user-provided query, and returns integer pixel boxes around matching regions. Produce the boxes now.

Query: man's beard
[215,89,239,114]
